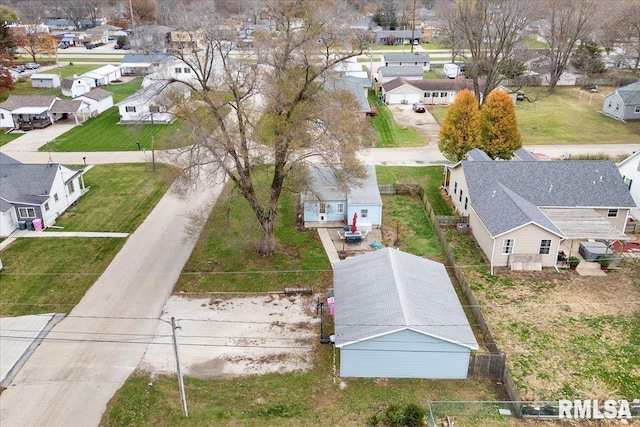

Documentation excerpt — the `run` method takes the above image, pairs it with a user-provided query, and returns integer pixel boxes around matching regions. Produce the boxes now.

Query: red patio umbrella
[351,212,358,233]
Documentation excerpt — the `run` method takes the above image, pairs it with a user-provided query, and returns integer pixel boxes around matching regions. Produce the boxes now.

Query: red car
[412,102,426,113]
[114,44,122,49]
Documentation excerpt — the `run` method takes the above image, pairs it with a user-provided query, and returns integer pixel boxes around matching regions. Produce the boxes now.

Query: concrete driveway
[387,103,441,146]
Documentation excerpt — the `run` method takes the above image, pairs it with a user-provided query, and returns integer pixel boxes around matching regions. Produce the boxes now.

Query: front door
[319,203,326,221]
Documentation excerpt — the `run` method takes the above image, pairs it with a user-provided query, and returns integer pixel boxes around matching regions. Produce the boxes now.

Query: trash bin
[18,221,27,230]
[27,221,35,231]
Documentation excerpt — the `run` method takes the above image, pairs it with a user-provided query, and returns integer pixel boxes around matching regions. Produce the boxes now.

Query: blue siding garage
[333,248,478,379]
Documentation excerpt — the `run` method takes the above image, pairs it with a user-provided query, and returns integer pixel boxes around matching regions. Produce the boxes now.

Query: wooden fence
[411,189,523,410]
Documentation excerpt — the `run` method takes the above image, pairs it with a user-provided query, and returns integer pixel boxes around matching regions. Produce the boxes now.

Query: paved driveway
[387,104,441,146]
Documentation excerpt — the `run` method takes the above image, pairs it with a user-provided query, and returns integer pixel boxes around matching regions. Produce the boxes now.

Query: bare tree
[539,0,597,93]
[14,1,48,24]
[616,0,640,74]
[160,0,369,256]
[60,0,88,29]
[444,0,532,105]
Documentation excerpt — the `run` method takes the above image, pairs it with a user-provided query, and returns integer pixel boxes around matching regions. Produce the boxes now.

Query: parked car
[516,91,525,101]
[114,44,122,49]
[412,102,426,113]
[121,45,131,50]
[85,43,96,49]
[582,84,599,93]
[58,43,69,49]
[25,62,40,69]
[12,65,25,73]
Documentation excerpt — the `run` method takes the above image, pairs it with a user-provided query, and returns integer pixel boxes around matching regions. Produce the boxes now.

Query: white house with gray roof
[0,153,87,237]
[381,52,431,71]
[445,150,635,273]
[333,248,478,379]
[602,82,640,121]
[617,151,640,221]
[377,65,424,84]
[300,164,382,228]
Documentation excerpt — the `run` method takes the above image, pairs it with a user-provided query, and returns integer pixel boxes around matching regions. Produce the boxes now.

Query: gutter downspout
[490,237,496,276]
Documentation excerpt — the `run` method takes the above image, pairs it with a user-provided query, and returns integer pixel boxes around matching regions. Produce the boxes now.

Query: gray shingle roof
[0,95,57,112]
[61,78,74,90]
[381,77,480,93]
[462,160,636,237]
[50,99,84,113]
[0,162,60,205]
[378,66,424,78]
[300,165,382,206]
[512,148,539,161]
[80,88,113,101]
[466,148,492,161]
[382,52,430,63]
[615,81,640,105]
[333,248,478,349]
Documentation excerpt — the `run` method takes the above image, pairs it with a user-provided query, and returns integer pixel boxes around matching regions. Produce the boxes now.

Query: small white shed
[30,74,61,89]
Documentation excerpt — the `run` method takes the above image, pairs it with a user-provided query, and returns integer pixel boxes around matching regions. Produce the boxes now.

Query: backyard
[429,86,640,145]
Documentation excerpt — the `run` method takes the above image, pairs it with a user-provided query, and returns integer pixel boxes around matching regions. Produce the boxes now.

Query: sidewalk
[0,231,130,251]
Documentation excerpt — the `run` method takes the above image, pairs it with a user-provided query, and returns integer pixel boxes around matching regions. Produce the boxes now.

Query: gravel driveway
[387,104,441,146]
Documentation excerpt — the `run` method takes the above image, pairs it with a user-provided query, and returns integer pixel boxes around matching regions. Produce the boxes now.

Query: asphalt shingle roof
[80,88,113,101]
[461,160,636,237]
[0,95,57,112]
[615,81,640,105]
[300,165,382,206]
[0,161,60,205]
[333,248,478,349]
[382,52,430,63]
[378,66,424,78]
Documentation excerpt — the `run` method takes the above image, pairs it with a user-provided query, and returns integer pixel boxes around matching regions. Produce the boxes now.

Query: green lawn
[0,132,22,147]
[52,164,174,232]
[40,64,108,79]
[429,86,640,145]
[0,80,61,102]
[368,91,424,147]
[0,164,173,316]
[104,77,143,103]
[40,107,183,152]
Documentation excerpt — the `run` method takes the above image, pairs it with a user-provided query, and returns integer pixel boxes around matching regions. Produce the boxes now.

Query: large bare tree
[539,0,597,92]
[443,0,532,105]
[161,0,369,256]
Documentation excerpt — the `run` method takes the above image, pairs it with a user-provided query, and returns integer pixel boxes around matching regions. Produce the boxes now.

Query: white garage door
[386,93,421,105]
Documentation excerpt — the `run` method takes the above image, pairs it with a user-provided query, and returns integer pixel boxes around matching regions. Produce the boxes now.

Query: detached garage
[333,248,478,379]
[30,74,61,89]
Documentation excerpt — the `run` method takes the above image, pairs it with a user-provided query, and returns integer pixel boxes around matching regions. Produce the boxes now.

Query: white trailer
[443,63,459,79]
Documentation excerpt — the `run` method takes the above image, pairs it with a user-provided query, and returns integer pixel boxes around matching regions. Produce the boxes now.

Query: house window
[67,181,75,193]
[424,92,431,97]
[624,176,633,190]
[175,67,182,73]
[183,67,191,73]
[125,106,136,112]
[319,203,326,214]
[44,202,50,211]
[464,197,468,210]
[432,92,439,97]
[539,239,551,255]
[18,207,36,218]
[360,209,368,218]
[149,106,160,113]
[459,189,463,202]
[608,209,618,217]
[54,193,59,202]
[0,113,3,119]
[454,181,457,194]
[635,105,640,114]
[336,203,344,214]
[502,238,514,255]
[440,92,447,97]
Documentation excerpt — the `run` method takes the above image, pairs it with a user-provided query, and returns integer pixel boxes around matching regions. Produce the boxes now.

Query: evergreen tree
[479,90,522,160]
[571,40,605,75]
[438,89,481,162]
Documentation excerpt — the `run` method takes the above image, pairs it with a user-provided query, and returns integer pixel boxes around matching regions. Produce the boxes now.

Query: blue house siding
[339,329,471,379]
[303,200,346,222]
[348,204,382,227]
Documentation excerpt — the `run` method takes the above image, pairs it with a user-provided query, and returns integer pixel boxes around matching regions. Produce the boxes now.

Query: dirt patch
[138,294,320,379]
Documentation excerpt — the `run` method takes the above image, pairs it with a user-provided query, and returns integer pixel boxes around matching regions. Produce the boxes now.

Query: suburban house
[46,19,75,31]
[76,88,114,116]
[61,77,91,98]
[381,52,431,72]
[602,81,640,121]
[80,64,122,87]
[116,81,189,123]
[130,25,175,47]
[617,151,640,221]
[0,153,88,237]
[30,74,61,89]
[381,77,478,105]
[0,95,89,129]
[333,248,479,379]
[373,29,421,45]
[325,76,372,115]
[300,164,382,228]
[445,149,635,273]
[377,66,424,84]
[121,54,174,76]
[331,57,369,79]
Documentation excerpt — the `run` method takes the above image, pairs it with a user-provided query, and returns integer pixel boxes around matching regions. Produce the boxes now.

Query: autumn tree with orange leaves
[17,32,55,63]
[479,90,522,160]
[0,53,16,93]
[438,89,481,162]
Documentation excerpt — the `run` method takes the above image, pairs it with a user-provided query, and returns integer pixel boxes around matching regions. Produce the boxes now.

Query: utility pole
[128,0,136,30]
[410,0,417,54]
[150,111,155,172]
[171,317,188,417]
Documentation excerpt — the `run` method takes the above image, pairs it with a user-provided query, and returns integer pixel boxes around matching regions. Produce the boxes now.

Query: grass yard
[103,77,143,103]
[40,64,106,79]
[442,228,640,402]
[0,80,61,102]
[40,107,182,152]
[52,164,174,232]
[429,86,640,145]
[368,91,424,147]
[0,164,174,316]
[0,238,126,316]
[175,174,331,293]
[0,132,22,147]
